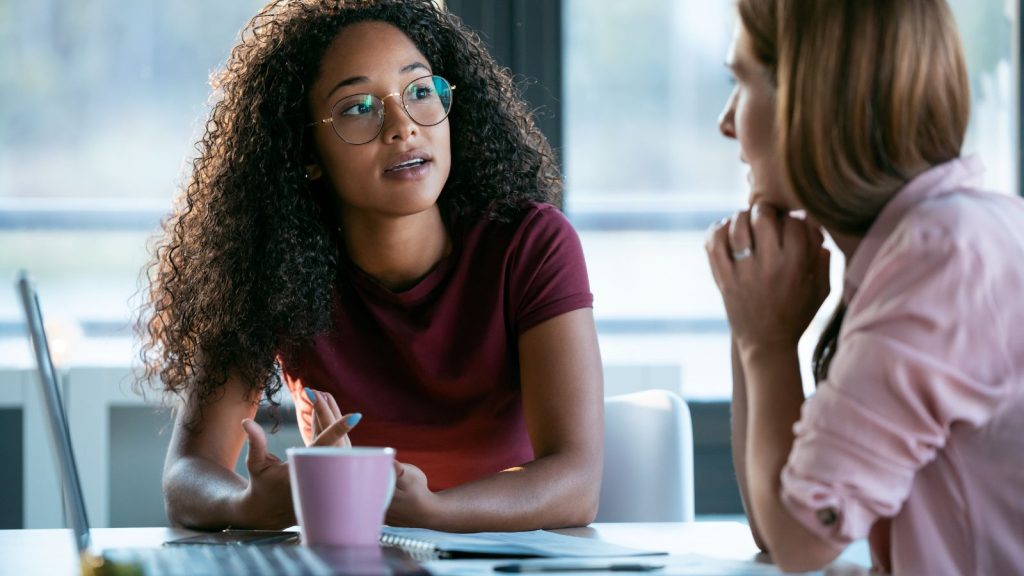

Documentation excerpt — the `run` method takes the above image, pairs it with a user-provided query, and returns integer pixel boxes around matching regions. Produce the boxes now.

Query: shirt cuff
[780,464,874,546]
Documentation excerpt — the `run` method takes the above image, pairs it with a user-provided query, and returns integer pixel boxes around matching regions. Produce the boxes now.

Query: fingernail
[344,413,362,427]
[305,387,316,404]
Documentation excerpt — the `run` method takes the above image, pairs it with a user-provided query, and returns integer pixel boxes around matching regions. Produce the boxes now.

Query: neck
[825,226,862,263]
[340,206,451,292]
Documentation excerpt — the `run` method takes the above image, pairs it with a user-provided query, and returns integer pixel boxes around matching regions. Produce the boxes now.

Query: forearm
[427,451,600,532]
[420,308,604,532]
[163,455,252,530]
[742,345,840,572]
[730,338,768,552]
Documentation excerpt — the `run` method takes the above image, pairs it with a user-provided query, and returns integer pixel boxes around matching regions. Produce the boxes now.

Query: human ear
[302,128,324,181]
[304,162,323,180]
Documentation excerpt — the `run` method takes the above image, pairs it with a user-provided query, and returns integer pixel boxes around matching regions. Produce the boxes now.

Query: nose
[718,89,737,139]
[380,93,417,143]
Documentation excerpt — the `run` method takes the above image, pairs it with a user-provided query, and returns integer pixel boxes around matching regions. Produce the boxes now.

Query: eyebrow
[325,62,430,100]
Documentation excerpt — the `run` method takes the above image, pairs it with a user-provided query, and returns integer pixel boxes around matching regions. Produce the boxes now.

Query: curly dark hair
[137,0,561,429]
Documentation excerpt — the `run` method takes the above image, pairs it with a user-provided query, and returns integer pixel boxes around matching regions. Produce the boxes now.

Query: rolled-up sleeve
[781,229,1012,544]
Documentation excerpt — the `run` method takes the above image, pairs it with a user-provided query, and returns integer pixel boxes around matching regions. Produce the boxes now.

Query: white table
[0,522,870,575]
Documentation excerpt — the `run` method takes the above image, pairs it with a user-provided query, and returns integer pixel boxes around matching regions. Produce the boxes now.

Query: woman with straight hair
[708,0,1024,573]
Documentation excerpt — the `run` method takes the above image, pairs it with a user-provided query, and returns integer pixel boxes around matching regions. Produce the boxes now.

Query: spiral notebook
[380,526,666,560]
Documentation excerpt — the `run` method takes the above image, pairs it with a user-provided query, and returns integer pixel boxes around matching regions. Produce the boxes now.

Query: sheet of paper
[381,527,665,558]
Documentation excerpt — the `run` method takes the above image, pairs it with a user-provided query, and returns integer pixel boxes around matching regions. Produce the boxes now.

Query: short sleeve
[507,204,593,335]
[780,230,1013,545]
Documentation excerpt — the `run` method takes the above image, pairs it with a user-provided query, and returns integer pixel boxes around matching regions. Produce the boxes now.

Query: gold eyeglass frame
[308,74,456,145]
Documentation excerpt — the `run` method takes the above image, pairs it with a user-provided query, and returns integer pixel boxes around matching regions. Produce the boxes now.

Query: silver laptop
[16,271,428,576]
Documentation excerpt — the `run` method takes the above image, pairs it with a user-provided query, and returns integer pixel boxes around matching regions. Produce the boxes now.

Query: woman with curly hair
[140,0,602,532]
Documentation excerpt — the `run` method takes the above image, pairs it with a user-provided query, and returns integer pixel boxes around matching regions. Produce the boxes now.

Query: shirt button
[816,508,838,526]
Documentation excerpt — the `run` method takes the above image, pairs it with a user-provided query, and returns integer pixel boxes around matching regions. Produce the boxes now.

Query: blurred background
[0,0,1018,529]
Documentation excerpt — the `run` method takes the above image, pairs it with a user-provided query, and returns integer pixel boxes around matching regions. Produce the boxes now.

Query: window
[0,1,266,364]
[564,0,1018,399]
[0,0,1018,382]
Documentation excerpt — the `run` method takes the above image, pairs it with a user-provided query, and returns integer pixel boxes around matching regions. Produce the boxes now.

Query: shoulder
[499,204,593,328]
[506,203,585,268]
[869,188,1024,296]
[845,188,1023,387]
[459,202,580,249]
[860,186,1024,307]
[895,188,1024,256]
[512,202,579,243]
[851,187,1024,332]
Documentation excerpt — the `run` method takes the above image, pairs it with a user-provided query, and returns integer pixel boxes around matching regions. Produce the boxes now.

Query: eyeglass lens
[330,75,453,144]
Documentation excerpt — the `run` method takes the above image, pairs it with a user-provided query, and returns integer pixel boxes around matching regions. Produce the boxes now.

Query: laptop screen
[17,271,93,554]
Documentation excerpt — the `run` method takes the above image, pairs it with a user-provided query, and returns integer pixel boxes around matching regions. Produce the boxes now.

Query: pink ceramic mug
[286,446,396,547]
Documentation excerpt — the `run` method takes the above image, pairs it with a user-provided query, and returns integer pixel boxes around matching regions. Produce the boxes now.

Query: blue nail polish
[344,413,362,427]
[305,388,316,404]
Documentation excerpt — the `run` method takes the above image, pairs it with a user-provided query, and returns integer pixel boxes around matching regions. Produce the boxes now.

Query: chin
[387,189,445,216]
[748,189,793,211]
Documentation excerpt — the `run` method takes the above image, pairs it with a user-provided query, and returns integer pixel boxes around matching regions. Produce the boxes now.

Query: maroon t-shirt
[281,203,593,491]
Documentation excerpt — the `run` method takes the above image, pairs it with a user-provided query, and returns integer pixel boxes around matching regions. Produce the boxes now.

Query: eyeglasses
[310,75,455,145]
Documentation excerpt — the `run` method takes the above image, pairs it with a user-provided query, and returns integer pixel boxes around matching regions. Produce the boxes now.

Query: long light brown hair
[737,0,970,381]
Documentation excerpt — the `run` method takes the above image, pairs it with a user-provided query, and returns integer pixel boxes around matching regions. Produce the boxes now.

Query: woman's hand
[706,203,830,354]
[385,461,441,528]
[236,419,297,528]
[305,388,361,447]
[233,388,362,527]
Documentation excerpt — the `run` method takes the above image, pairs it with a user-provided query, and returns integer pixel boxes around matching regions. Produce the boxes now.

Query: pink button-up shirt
[780,156,1024,575]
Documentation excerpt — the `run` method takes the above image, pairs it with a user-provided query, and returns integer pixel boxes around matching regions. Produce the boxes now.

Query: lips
[384,151,432,173]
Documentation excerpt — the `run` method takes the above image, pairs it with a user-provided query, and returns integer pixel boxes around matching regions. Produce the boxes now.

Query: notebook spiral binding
[379,533,443,562]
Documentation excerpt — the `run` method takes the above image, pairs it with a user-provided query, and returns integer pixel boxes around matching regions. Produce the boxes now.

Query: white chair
[596,389,695,522]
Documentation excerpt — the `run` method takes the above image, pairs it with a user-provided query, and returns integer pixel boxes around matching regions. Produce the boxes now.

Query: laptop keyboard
[103,545,335,576]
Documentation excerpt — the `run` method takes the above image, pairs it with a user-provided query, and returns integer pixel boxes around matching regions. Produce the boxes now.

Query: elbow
[566,468,602,527]
[572,490,600,527]
[547,466,601,528]
[767,539,841,574]
[750,526,769,554]
[746,524,771,569]
[161,464,192,529]
[162,459,224,531]
[162,487,230,532]
[162,486,189,529]
[774,556,831,574]
[774,553,831,569]
[162,462,181,524]
[544,486,598,529]
[557,497,598,529]
[164,502,187,530]
[573,455,603,526]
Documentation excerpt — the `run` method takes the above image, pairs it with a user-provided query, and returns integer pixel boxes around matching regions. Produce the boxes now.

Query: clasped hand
[705,203,831,354]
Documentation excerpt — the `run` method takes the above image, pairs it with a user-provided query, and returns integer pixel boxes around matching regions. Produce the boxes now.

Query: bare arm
[385,308,604,531]
[742,344,841,573]
[163,373,297,530]
[730,337,769,552]
[707,205,838,571]
[164,373,360,530]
